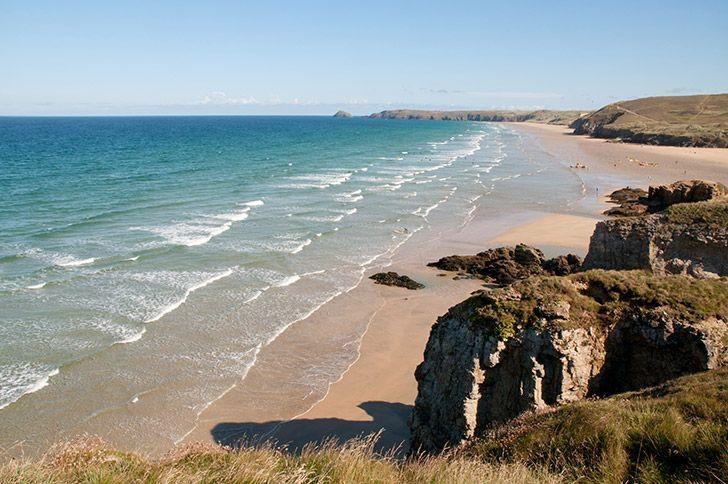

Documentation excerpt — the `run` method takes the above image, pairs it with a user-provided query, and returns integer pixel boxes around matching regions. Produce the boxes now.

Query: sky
[1,0,727,115]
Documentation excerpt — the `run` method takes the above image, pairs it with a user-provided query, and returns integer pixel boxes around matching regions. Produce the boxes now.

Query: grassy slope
[2,370,725,483]
[665,198,728,227]
[468,368,728,483]
[571,94,728,147]
[1,437,558,484]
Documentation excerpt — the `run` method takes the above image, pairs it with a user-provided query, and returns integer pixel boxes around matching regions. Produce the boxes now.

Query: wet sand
[182,124,727,455]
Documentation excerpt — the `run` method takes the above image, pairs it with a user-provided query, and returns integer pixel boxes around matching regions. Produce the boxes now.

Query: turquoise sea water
[0,116,586,450]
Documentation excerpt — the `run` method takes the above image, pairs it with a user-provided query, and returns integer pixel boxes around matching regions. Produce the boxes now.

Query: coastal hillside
[368,109,583,125]
[571,94,728,147]
[465,368,728,482]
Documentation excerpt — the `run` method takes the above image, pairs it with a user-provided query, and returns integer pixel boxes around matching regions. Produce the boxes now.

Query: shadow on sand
[211,401,412,457]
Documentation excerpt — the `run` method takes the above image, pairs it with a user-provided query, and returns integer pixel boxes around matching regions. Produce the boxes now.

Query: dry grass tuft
[1,432,558,483]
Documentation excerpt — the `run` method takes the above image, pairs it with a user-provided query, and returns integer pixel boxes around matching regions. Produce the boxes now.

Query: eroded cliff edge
[410,271,727,452]
[411,190,728,454]
[584,197,728,277]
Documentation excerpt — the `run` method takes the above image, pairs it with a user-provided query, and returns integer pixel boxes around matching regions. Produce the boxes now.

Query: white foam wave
[144,268,234,323]
[290,239,312,254]
[243,287,269,303]
[334,189,364,203]
[0,364,60,410]
[115,327,146,345]
[301,269,326,277]
[276,275,301,287]
[151,222,231,247]
[240,200,264,207]
[213,208,250,221]
[56,257,96,267]
[280,171,353,189]
[27,282,46,290]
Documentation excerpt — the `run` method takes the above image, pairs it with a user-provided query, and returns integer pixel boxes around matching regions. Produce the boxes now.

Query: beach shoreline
[3,120,724,460]
[179,125,726,454]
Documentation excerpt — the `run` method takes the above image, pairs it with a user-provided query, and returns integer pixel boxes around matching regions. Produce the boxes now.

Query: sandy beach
[179,125,727,455]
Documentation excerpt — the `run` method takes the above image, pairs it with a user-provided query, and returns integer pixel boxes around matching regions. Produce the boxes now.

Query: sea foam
[144,268,234,323]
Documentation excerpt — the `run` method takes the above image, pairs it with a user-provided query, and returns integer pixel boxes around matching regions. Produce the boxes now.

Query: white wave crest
[145,268,234,323]
[56,257,96,267]
[290,239,312,254]
[275,275,301,287]
[240,200,264,207]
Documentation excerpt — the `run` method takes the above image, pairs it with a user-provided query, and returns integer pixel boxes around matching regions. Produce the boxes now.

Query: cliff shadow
[210,401,413,457]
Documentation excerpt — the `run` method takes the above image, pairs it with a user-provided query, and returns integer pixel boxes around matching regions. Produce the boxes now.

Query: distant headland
[368,93,728,148]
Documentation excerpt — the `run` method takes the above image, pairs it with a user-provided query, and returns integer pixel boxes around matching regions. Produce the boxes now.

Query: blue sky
[1,0,727,115]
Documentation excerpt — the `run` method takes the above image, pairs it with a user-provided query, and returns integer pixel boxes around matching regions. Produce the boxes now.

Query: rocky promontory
[411,180,728,455]
[604,179,727,216]
[584,197,728,278]
[333,110,352,118]
[410,270,728,453]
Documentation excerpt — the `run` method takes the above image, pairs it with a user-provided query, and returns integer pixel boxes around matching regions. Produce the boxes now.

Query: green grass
[666,199,728,228]
[461,270,728,339]
[466,368,728,483]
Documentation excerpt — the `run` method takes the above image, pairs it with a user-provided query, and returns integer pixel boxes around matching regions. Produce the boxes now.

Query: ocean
[0,116,588,452]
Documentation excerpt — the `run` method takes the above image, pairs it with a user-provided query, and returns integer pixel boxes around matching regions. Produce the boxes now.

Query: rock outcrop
[604,180,727,216]
[333,110,353,118]
[410,271,728,453]
[369,272,424,290]
[428,244,581,285]
[584,198,728,277]
[604,186,649,216]
[647,180,728,211]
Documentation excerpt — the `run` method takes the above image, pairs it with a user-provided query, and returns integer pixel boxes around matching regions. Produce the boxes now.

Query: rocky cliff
[604,179,727,216]
[410,271,728,453]
[584,198,728,278]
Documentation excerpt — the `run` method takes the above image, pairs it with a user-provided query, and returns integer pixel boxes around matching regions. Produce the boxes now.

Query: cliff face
[410,271,728,453]
[584,199,728,278]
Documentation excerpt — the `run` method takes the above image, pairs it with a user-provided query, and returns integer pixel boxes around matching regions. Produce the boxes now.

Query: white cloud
[195,92,324,107]
[421,88,563,99]
[197,91,259,106]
